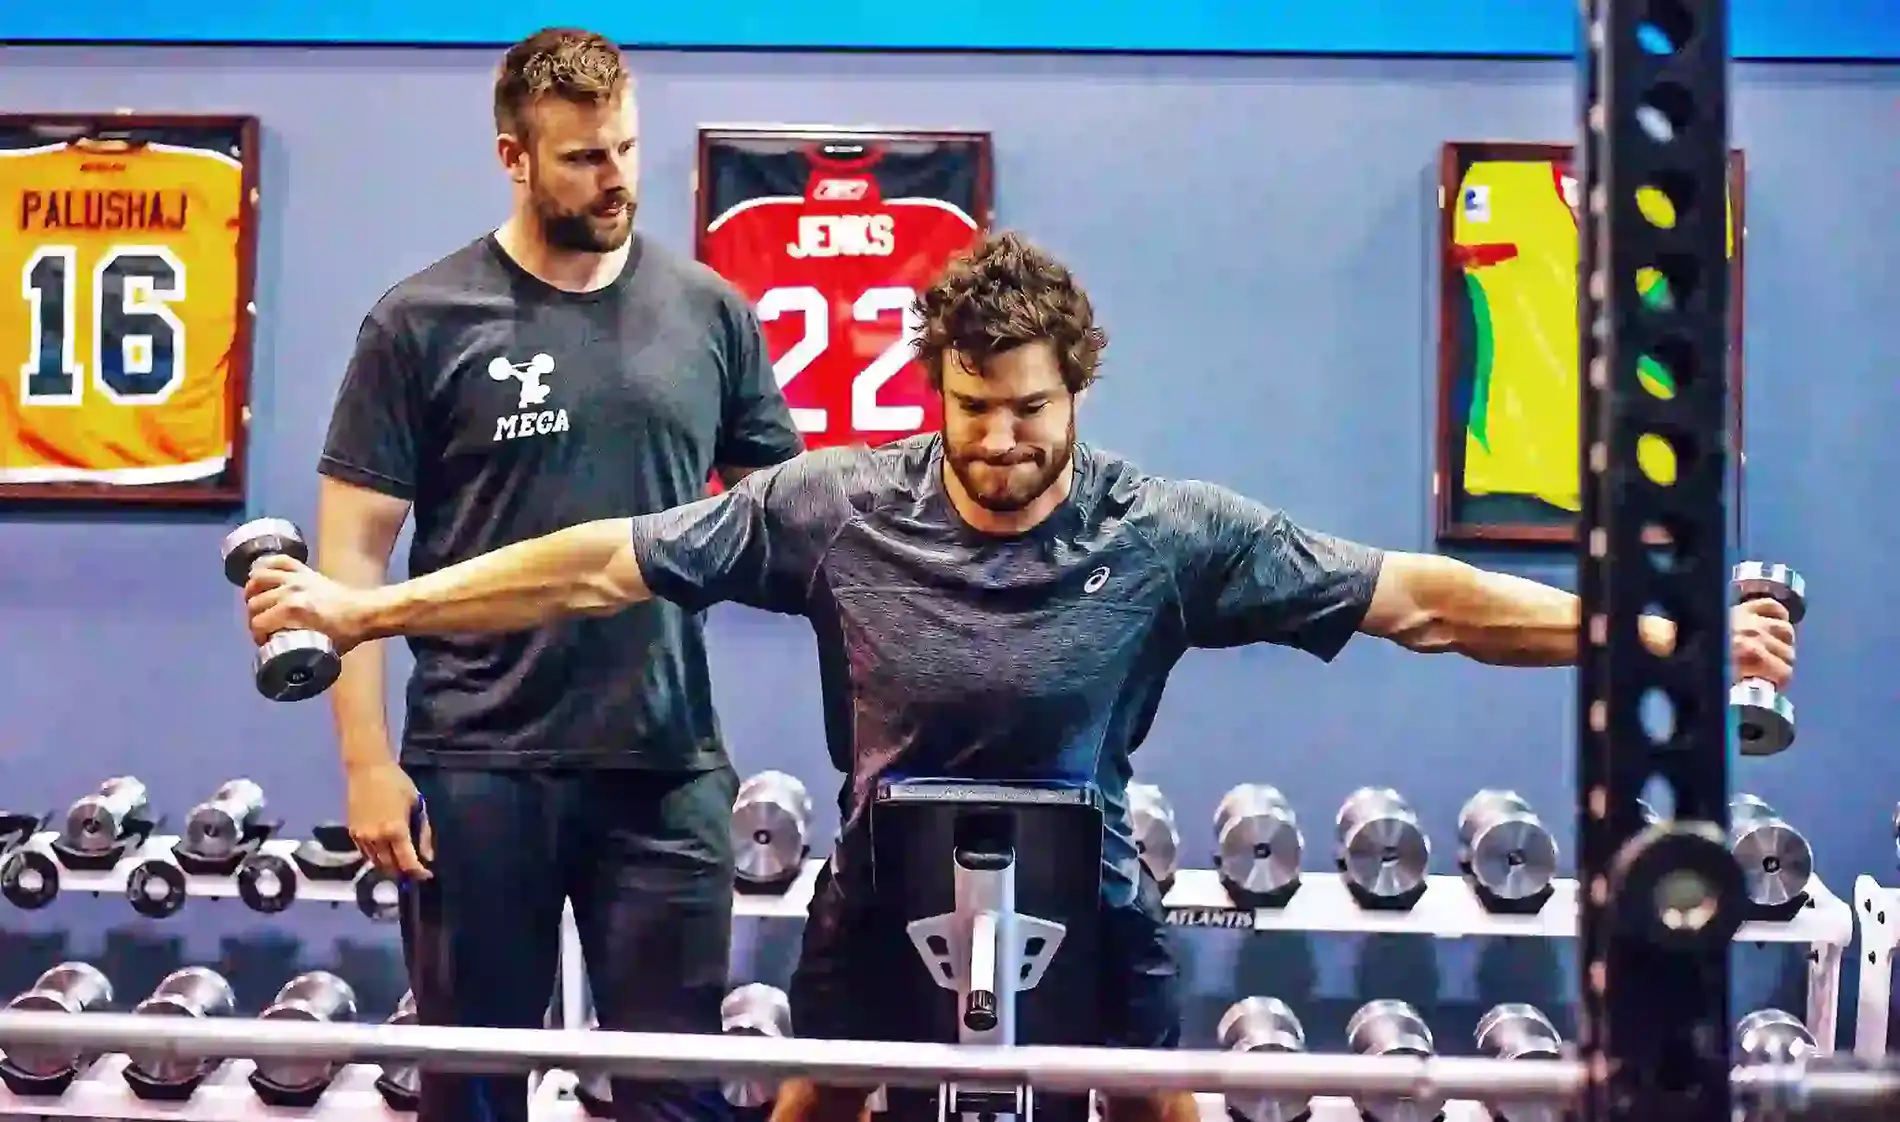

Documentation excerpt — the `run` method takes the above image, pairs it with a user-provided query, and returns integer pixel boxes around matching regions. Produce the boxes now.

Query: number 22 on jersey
[758,283,931,442]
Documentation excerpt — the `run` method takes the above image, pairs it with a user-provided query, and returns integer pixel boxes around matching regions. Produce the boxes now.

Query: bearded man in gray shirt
[245,230,1796,1122]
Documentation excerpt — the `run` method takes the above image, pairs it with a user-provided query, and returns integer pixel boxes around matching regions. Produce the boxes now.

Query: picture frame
[1433,140,1746,547]
[0,112,260,509]
[693,125,993,477]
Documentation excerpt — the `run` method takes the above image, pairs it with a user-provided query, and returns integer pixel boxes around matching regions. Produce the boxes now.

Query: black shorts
[788,859,1182,1049]
[399,764,739,1122]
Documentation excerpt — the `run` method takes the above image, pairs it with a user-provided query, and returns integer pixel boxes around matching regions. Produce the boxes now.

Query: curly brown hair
[911,231,1107,394]
[493,28,629,143]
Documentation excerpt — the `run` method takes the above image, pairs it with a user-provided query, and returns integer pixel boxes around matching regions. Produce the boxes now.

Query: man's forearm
[358,519,648,641]
[319,544,400,774]
[1389,554,1673,667]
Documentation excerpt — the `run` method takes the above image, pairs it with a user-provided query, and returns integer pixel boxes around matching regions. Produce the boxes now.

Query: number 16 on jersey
[695,129,993,453]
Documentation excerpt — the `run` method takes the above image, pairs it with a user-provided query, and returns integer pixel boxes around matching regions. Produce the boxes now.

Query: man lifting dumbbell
[242,231,1795,1122]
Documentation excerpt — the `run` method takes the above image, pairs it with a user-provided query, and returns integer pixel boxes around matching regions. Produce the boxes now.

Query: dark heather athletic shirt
[630,434,1386,905]
[319,233,802,771]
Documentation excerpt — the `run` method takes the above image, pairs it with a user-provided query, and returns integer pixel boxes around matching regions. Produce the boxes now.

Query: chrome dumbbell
[1457,790,1558,903]
[1734,1009,1817,1064]
[1216,997,1308,1122]
[0,963,114,1088]
[373,992,421,1111]
[125,967,237,1093]
[1214,784,1303,902]
[1730,561,1804,756]
[720,983,794,1107]
[1729,794,1814,908]
[59,776,150,858]
[1475,1003,1565,1122]
[250,971,361,1105]
[732,771,812,889]
[1126,781,1181,888]
[1346,999,1440,1122]
[183,779,267,863]
[1336,788,1430,902]
[220,518,343,701]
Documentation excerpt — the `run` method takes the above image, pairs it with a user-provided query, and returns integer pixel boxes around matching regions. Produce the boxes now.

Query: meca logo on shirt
[786,213,896,259]
[488,352,571,443]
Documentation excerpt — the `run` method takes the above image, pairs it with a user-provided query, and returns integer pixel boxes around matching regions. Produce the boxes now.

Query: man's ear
[497,133,529,184]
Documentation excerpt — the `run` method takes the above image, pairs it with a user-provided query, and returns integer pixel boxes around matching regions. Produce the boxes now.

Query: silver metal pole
[0,1012,1584,1099]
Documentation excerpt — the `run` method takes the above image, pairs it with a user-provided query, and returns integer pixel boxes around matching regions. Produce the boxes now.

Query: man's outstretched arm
[245,518,649,651]
[245,452,855,654]
[1358,552,1795,686]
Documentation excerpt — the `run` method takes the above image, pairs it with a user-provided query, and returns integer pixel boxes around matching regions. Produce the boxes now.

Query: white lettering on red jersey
[701,165,981,452]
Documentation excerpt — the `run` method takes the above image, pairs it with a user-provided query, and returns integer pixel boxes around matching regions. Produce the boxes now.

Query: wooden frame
[1433,140,1746,547]
[0,112,260,509]
[691,125,994,495]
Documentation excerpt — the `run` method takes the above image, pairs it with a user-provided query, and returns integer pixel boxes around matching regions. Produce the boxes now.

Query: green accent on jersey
[1464,272,1495,450]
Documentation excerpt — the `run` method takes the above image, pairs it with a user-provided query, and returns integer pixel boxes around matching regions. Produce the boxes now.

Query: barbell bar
[0,1011,1895,1109]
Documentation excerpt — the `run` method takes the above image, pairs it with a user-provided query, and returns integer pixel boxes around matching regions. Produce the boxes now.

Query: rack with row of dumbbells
[0,959,1829,1122]
[1214,993,1821,1122]
[0,959,796,1121]
[0,769,1858,1120]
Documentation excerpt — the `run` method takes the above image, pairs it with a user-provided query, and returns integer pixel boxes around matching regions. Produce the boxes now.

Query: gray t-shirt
[631,434,1385,904]
[321,234,802,771]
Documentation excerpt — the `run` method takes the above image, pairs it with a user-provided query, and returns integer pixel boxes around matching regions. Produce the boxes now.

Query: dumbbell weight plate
[1729,796,1814,907]
[256,630,342,703]
[1474,1003,1561,1060]
[0,847,59,909]
[731,772,810,885]
[1734,1009,1815,1064]
[1732,562,1806,626]
[1731,681,1795,757]
[220,518,310,588]
[236,853,299,914]
[355,868,403,922]
[1459,792,1558,901]
[125,858,188,919]
[1214,785,1301,895]
[1336,789,1430,899]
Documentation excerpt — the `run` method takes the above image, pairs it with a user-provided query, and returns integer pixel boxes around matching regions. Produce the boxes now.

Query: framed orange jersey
[695,126,992,492]
[0,113,260,507]
[1433,140,1746,547]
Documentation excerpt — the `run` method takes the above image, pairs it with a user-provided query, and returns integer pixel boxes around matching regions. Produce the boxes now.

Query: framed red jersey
[696,127,993,460]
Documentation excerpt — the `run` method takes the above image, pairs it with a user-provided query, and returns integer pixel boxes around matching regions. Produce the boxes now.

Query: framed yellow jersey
[0,114,259,507]
[1432,140,1745,546]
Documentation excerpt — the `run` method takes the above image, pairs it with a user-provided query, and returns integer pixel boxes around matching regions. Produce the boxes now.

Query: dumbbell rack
[0,849,1850,1122]
[1852,875,1900,1060]
[1149,867,1852,1053]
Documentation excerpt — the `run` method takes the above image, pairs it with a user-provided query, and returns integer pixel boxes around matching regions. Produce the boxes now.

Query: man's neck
[942,457,1075,536]
[494,215,629,293]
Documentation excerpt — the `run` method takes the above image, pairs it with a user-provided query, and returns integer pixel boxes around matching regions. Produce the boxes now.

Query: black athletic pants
[399,764,740,1122]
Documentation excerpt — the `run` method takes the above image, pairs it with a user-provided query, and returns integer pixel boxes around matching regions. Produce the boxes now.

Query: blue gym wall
[1,46,1896,1051]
